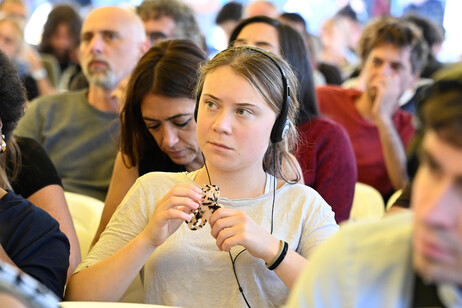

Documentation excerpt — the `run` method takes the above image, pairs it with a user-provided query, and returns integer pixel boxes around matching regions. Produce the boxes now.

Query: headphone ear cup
[270,94,290,143]
[270,119,290,143]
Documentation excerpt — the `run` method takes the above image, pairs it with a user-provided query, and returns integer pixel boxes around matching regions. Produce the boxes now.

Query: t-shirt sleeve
[12,136,62,198]
[0,192,70,299]
[296,187,339,258]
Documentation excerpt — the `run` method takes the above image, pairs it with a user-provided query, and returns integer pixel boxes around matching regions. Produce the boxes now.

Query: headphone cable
[202,146,277,308]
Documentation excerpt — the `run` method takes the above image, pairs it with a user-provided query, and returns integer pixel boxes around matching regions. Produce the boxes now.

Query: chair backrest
[349,182,385,221]
[65,192,104,260]
[40,53,61,87]
[65,192,145,303]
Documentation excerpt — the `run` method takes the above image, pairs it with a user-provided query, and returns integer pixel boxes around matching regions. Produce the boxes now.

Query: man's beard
[82,67,117,90]
[86,73,117,89]
[82,56,118,89]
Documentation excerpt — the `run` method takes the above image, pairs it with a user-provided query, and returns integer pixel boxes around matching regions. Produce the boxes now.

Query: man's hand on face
[369,73,402,123]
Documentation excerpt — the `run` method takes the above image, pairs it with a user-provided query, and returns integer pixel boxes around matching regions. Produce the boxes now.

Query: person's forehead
[1,2,26,15]
[143,15,176,33]
[423,130,462,176]
[369,44,412,63]
[82,8,133,34]
[239,22,277,36]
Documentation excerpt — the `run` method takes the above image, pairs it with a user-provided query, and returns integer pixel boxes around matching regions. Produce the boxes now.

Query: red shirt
[316,85,415,197]
[296,117,357,223]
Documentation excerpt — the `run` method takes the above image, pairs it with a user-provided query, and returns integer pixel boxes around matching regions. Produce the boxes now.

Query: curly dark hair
[0,49,25,189]
[0,49,26,141]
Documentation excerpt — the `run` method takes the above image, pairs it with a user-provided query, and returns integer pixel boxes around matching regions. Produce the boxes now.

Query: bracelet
[31,68,47,80]
[266,240,289,271]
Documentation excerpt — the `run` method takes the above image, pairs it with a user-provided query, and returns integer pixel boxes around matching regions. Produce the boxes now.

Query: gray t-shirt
[78,171,339,307]
[15,90,119,201]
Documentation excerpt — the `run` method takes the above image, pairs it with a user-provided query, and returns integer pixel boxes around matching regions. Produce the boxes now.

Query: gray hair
[137,0,203,48]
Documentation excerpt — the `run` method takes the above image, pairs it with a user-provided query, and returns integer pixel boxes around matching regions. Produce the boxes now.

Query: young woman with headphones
[66,46,338,307]
[229,16,357,223]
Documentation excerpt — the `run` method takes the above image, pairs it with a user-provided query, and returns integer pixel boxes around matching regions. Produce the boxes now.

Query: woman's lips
[209,141,232,150]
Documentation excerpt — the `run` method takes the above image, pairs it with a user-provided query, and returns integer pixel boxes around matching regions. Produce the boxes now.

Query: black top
[11,136,62,199]
[0,190,69,298]
[138,135,186,176]
[411,271,446,308]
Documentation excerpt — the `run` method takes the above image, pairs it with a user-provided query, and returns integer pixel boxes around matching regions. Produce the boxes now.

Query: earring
[0,135,6,153]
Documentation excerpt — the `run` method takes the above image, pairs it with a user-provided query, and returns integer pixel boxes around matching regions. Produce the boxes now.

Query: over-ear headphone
[194,46,290,143]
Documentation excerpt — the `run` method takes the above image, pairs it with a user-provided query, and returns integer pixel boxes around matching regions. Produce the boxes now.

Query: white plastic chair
[65,192,144,303]
[65,192,104,260]
[349,182,385,221]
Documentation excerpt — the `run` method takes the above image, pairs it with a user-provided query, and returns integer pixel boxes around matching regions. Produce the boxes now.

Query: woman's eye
[237,108,251,116]
[205,101,219,111]
[175,119,191,128]
[146,123,159,131]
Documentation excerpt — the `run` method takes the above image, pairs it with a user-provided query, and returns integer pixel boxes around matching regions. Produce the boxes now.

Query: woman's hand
[140,184,202,248]
[209,208,280,264]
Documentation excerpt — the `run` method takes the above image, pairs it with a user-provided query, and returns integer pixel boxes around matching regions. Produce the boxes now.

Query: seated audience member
[278,12,327,86]
[334,4,362,60]
[71,0,203,91]
[39,5,81,73]
[319,16,358,79]
[286,65,462,308]
[136,0,203,48]
[230,16,357,223]
[317,17,427,200]
[0,16,55,100]
[15,7,147,201]
[91,39,208,245]
[403,14,445,79]
[0,3,79,280]
[8,136,80,281]
[244,0,279,18]
[65,46,338,306]
[344,16,437,115]
[0,49,69,299]
[389,64,462,212]
[0,0,27,25]
[39,4,82,91]
[215,1,243,48]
